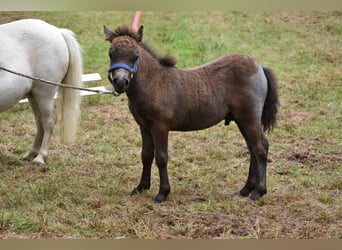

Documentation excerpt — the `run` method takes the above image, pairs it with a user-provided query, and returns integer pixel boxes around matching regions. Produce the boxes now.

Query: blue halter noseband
[107,57,140,85]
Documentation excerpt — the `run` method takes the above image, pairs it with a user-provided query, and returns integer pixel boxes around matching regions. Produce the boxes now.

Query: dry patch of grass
[0,11,341,239]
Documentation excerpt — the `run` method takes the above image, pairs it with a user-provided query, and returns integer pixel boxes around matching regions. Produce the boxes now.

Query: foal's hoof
[239,186,266,201]
[153,191,170,203]
[239,186,252,197]
[250,190,267,201]
[131,187,141,195]
[131,183,150,195]
[153,194,166,204]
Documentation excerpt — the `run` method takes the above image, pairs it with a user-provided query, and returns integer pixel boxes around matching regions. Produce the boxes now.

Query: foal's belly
[171,111,226,131]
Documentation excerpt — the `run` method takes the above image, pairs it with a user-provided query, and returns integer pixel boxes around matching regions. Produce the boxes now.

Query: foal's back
[158,54,267,131]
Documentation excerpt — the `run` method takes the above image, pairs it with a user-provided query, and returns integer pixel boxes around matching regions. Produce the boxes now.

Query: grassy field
[0,11,341,239]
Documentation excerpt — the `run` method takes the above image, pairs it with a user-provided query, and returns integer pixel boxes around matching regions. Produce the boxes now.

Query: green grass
[0,11,341,239]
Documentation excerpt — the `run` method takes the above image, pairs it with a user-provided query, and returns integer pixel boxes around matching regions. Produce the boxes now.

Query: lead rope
[0,65,118,96]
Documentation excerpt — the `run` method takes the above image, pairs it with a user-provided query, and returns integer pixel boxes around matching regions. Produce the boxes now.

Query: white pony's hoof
[22,151,35,161]
[33,155,46,166]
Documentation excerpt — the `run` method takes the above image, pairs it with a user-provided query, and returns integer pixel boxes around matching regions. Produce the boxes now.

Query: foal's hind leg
[235,120,269,200]
[151,126,170,203]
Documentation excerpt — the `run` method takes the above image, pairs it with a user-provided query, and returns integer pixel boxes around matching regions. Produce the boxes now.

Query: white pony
[0,19,83,165]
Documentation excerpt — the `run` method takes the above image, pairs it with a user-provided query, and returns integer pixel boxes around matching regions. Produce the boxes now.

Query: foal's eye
[108,50,115,59]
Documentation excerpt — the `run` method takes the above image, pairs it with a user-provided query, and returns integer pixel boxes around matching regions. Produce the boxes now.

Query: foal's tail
[261,67,279,132]
[58,28,83,144]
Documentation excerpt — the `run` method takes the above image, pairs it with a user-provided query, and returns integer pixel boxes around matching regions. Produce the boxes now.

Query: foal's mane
[113,26,177,67]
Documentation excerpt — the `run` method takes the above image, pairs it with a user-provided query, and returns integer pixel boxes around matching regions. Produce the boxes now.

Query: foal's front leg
[132,125,171,203]
[151,126,170,203]
[131,127,155,195]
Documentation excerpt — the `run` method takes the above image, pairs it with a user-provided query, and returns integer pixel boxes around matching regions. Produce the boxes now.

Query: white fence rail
[19,73,103,103]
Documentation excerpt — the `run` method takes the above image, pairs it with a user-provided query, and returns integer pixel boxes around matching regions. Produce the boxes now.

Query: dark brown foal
[104,25,279,203]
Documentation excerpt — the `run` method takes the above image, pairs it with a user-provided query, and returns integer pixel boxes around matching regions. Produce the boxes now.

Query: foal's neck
[126,49,157,97]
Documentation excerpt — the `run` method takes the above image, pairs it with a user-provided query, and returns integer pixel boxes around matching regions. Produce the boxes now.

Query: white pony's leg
[31,95,56,165]
[22,97,44,161]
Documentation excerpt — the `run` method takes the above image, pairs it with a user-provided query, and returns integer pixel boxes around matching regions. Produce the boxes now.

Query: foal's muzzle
[107,57,140,94]
[109,71,130,93]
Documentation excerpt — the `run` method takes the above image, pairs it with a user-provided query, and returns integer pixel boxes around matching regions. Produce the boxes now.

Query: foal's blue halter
[107,57,140,85]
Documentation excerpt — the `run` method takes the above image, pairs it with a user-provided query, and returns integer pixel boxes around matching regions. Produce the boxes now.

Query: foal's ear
[103,25,114,42]
[136,25,144,43]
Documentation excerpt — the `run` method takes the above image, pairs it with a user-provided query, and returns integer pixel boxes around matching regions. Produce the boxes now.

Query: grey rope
[0,66,117,95]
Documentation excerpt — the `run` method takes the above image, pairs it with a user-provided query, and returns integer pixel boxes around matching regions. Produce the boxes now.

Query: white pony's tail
[58,28,83,144]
